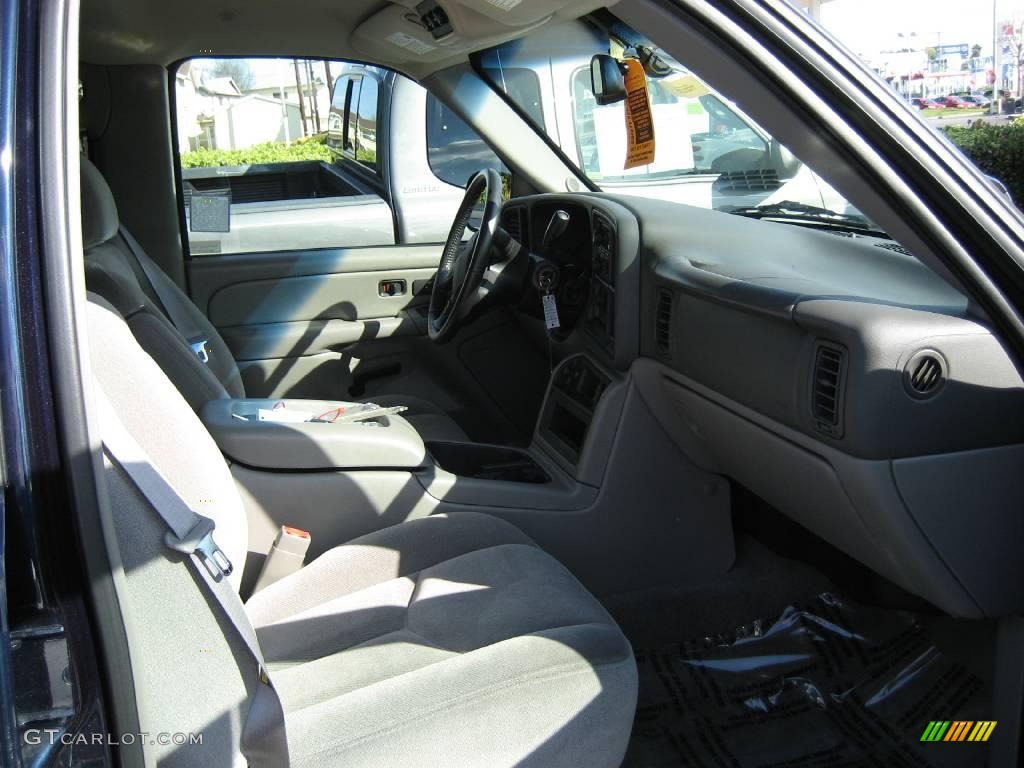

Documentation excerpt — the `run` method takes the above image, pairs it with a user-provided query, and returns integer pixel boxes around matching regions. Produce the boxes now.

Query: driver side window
[173,58,512,256]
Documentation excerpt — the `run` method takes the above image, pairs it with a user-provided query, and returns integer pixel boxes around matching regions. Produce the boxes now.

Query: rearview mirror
[590,54,627,106]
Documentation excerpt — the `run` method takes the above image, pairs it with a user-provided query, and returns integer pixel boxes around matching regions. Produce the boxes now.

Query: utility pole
[1017,20,1024,106]
[293,59,308,137]
[323,60,335,103]
[992,0,999,112]
[279,83,291,146]
[305,59,321,133]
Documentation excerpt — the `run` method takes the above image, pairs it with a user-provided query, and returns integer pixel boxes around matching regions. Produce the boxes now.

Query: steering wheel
[428,168,504,343]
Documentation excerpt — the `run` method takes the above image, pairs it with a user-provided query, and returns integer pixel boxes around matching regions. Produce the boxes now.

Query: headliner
[80,0,385,67]
[78,0,609,76]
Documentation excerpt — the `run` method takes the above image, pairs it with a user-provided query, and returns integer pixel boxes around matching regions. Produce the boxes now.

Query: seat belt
[95,389,289,766]
[118,227,211,364]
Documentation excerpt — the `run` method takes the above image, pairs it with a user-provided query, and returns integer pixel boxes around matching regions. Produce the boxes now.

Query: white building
[863,48,993,98]
[175,59,332,154]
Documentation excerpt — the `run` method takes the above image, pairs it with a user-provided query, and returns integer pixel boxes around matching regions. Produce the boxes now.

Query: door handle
[378,279,407,297]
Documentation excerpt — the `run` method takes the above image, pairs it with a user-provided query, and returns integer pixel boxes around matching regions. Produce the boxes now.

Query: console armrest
[200,399,427,471]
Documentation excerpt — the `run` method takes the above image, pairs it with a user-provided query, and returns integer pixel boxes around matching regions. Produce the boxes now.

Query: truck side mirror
[591,55,627,106]
[768,139,801,178]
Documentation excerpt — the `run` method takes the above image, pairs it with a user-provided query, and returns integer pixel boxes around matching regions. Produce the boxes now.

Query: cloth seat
[87,296,638,767]
[246,512,638,767]
[79,155,467,442]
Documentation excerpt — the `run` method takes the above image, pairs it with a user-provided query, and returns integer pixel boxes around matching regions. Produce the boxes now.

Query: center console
[538,355,610,466]
[200,396,595,577]
[532,353,626,491]
[201,398,427,470]
[426,441,550,484]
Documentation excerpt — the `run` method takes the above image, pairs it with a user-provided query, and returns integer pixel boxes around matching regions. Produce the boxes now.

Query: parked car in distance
[910,97,938,109]
[932,95,971,108]
[959,94,991,108]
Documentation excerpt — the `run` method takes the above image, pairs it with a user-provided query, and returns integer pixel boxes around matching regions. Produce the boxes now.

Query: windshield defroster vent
[715,170,782,193]
[874,241,912,257]
[811,342,846,438]
[655,289,674,358]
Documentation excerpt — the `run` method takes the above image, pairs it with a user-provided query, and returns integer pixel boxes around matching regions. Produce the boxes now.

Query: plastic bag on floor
[627,593,993,768]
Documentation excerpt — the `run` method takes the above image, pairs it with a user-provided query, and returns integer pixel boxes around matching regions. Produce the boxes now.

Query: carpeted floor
[605,537,834,648]
[609,539,995,768]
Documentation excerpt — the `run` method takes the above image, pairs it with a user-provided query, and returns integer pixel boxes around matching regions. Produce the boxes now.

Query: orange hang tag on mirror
[622,58,656,170]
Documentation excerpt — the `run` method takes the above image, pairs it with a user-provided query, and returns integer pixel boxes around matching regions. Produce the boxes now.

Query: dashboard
[500,195,640,369]
[504,191,1024,620]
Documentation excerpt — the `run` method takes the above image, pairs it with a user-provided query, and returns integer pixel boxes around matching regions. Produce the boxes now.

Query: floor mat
[625,593,994,768]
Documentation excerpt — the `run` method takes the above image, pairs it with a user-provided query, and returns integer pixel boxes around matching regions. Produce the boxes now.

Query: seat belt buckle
[189,337,210,364]
[165,515,233,580]
[252,526,311,593]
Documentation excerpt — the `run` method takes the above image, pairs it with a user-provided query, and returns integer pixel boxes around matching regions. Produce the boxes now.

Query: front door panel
[188,245,440,399]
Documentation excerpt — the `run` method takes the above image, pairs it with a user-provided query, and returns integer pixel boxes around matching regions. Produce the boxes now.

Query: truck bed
[182,160,364,205]
[182,160,395,255]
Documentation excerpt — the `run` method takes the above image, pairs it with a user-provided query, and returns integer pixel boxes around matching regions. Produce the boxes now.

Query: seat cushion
[245,512,638,768]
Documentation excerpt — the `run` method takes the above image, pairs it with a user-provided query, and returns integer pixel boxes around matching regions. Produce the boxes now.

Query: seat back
[80,156,245,411]
[87,294,258,766]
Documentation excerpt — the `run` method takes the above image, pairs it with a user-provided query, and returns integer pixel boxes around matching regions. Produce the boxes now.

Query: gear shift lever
[541,209,570,255]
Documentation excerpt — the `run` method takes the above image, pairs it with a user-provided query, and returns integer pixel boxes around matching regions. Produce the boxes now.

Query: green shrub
[943,120,1024,206]
[181,134,332,169]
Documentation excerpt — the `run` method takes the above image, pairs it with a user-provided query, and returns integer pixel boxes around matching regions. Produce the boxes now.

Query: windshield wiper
[722,200,890,238]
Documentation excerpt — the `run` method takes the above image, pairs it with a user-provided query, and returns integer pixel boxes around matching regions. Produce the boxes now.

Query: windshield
[474,13,877,230]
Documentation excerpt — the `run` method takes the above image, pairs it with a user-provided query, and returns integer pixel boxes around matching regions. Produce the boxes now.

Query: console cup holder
[426,441,551,484]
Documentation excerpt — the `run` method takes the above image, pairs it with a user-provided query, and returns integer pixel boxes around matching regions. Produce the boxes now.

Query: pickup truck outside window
[474,15,860,218]
[481,13,1003,257]
[350,74,380,171]
[174,58,506,256]
[425,94,508,188]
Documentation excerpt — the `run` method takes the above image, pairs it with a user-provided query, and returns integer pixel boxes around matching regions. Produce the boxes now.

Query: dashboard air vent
[904,350,946,399]
[502,206,524,245]
[655,289,673,358]
[811,343,846,437]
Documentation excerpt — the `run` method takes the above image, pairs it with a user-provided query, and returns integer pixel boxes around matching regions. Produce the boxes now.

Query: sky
[818,0,1021,59]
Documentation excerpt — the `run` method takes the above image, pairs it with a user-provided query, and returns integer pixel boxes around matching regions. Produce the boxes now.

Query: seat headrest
[80,155,120,249]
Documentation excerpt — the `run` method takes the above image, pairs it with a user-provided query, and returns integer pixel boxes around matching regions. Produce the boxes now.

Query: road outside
[926,111,1018,126]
